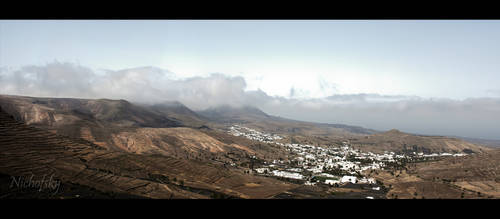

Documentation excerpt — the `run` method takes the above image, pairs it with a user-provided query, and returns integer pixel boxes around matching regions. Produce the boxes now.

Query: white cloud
[1,62,500,140]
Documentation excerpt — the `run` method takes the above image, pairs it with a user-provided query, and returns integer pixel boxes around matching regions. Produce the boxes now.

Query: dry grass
[374,151,500,199]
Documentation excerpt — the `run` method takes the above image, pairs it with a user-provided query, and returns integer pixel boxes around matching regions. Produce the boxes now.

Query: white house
[272,170,304,180]
[255,168,269,174]
[341,176,357,184]
[325,179,340,185]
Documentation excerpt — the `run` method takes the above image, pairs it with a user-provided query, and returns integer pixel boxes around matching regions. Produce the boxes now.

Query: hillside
[197,104,271,123]
[198,105,377,138]
[0,95,291,162]
[1,94,488,158]
[411,150,500,198]
[454,136,500,148]
[0,95,183,150]
[0,106,299,198]
[350,129,491,154]
[1,94,497,199]
[198,105,489,154]
[0,94,181,128]
[371,149,500,199]
[0,95,184,150]
[145,101,208,128]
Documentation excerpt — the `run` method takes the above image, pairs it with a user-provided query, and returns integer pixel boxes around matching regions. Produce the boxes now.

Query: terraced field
[372,150,500,199]
[0,107,298,199]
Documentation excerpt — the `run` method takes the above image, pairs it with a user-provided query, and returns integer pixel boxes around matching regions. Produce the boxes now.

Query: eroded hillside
[0,106,299,198]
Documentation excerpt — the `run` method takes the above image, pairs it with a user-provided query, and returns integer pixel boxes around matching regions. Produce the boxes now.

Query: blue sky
[1,20,500,139]
[2,20,500,99]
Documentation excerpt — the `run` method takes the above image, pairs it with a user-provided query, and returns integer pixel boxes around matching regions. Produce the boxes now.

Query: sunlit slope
[0,106,298,198]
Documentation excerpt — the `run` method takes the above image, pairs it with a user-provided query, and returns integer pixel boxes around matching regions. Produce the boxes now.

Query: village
[227,125,467,188]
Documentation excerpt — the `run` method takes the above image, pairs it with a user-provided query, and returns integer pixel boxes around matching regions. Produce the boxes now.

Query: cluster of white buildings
[271,170,304,180]
[228,125,283,143]
[417,152,466,157]
[227,125,467,187]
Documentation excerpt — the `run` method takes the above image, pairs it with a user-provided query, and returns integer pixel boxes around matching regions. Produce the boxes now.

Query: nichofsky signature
[10,174,61,195]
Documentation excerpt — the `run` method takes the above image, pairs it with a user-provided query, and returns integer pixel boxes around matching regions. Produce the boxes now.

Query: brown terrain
[369,150,500,199]
[145,101,208,128]
[198,105,376,139]
[0,96,299,199]
[198,105,491,155]
[1,94,498,199]
[0,95,286,160]
[349,129,491,154]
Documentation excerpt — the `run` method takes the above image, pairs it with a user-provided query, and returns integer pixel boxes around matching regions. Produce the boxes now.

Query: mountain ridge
[0,94,490,154]
[0,105,298,198]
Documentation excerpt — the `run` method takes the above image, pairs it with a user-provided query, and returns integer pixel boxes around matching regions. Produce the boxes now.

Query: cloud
[0,62,251,110]
[486,89,500,97]
[0,62,96,98]
[1,62,500,140]
[258,96,500,140]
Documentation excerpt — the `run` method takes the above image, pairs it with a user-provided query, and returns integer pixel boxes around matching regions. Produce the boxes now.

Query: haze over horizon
[1,20,500,140]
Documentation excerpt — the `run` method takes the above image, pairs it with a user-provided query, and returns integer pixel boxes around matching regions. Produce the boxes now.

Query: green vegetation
[311,175,339,183]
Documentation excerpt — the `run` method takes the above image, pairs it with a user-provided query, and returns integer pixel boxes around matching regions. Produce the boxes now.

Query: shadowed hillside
[0,106,299,199]
[0,94,182,128]
[145,101,208,128]
[0,95,291,161]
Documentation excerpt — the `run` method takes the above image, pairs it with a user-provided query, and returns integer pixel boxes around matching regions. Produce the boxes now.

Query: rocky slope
[145,101,208,128]
[0,94,181,128]
[0,106,298,199]
[0,95,290,161]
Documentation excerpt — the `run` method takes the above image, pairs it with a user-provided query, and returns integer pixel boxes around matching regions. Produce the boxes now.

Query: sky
[1,20,500,139]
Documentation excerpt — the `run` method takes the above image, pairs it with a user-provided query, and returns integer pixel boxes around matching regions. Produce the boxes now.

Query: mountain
[452,136,500,148]
[349,129,491,154]
[0,104,299,199]
[0,95,185,150]
[297,120,378,135]
[0,94,292,160]
[0,94,182,128]
[1,94,488,156]
[0,95,287,158]
[1,94,497,199]
[0,105,172,198]
[197,105,376,138]
[144,101,207,128]
[197,104,270,123]
[197,105,490,154]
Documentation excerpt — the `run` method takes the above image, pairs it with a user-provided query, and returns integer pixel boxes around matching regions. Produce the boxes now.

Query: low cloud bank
[1,62,499,140]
